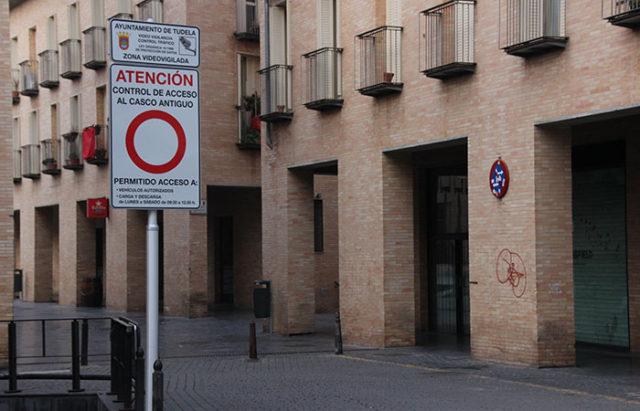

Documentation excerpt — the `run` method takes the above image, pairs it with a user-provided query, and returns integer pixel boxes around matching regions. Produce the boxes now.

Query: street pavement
[2,300,640,410]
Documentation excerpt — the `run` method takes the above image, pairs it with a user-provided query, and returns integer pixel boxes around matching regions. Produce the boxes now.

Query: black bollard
[6,321,20,393]
[335,312,343,355]
[249,321,258,360]
[152,360,163,411]
[135,347,145,411]
[81,319,89,366]
[69,320,84,392]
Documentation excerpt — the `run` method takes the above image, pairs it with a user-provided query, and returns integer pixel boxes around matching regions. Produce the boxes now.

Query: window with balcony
[302,0,342,111]
[235,0,259,41]
[137,0,163,22]
[19,60,38,97]
[11,37,19,104]
[303,48,343,110]
[12,118,21,183]
[61,3,82,79]
[237,54,261,149]
[499,0,567,56]
[260,3,293,122]
[420,1,476,79]
[60,39,82,79]
[39,50,59,88]
[63,95,83,171]
[603,0,640,27]
[84,86,108,164]
[22,111,40,179]
[355,26,403,97]
[42,104,61,175]
[83,27,106,69]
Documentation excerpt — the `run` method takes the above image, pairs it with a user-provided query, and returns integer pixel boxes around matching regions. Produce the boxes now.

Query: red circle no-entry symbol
[125,110,187,174]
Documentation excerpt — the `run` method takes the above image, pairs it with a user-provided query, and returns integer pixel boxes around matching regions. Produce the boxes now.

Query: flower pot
[383,72,394,82]
[277,105,285,112]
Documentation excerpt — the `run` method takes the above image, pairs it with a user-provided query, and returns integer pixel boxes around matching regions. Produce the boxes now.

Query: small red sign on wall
[87,198,109,219]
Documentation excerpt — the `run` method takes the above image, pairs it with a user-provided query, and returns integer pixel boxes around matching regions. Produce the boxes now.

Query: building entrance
[427,169,470,337]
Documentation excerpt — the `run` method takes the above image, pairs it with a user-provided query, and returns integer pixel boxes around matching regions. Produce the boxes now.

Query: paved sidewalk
[3,301,640,410]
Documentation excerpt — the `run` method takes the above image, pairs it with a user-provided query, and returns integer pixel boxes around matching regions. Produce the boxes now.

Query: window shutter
[238,0,247,32]
[386,0,400,26]
[317,0,335,48]
[269,6,286,64]
[68,4,79,39]
[47,16,57,50]
[92,0,104,27]
[245,55,260,96]
[13,118,20,150]
[29,111,38,145]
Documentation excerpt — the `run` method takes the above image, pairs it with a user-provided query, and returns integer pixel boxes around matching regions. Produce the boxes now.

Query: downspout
[264,0,273,149]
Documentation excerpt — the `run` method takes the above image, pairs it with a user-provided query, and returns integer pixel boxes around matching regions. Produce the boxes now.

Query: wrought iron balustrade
[259,64,293,122]
[60,39,82,79]
[41,138,61,175]
[19,60,38,97]
[21,144,40,179]
[13,149,21,183]
[235,0,259,41]
[302,47,343,110]
[499,0,567,56]
[83,27,106,70]
[355,26,403,97]
[62,132,83,171]
[420,1,476,79]
[39,50,59,88]
[603,0,640,26]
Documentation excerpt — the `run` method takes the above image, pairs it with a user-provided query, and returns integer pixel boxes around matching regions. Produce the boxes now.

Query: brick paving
[2,301,640,410]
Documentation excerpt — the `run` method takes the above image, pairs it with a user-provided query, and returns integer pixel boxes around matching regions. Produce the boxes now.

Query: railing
[38,50,59,88]
[138,0,163,22]
[355,26,403,96]
[236,0,259,40]
[11,68,20,104]
[84,125,108,165]
[238,95,261,148]
[603,0,640,26]
[302,47,343,110]
[63,132,83,170]
[60,39,82,79]
[83,27,107,69]
[41,138,61,175]
[259,64,293,121]
[499,0,567,52]
[420,1,476,78]
[13,149,21,183]
[19,60,38,97]
[0,317,155,411]
[21,144,40,179]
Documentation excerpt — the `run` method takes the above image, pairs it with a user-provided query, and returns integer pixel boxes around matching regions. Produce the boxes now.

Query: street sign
[110,64,200,209]
[110,19,200,68]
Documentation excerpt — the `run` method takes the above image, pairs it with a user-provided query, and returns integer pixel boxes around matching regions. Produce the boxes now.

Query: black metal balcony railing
[83,27,107,70]
[40,138,61,175]
[421,1,476,79]
[21,144,40,179]
[11,69,20,105]
[235,0,259,41]
[302,47,343,111]
[19,60,38,97]
[39,50,59,88]
[259,65,294,122]
[603,0,640,26]
[237,95,261,149]
[60,39,82,79]
[13,149,21,183]
[499,0,567,56]
[85,125,108,165]
[62,132,83,171]
[355,26,403,97]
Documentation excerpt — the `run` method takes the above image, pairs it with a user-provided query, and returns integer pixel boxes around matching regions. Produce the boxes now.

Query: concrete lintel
[287,158,338,171]
[535,102,640,128]
[382,135,467,154]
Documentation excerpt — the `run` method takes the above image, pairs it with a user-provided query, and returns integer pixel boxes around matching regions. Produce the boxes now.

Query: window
[40,16,59,88]
[12,118,20,150]
[11,37,19,103]
[70,95,80,134]
[63,95,83,170]
[68,3,79,39]
[236,0,259,39]
[84,0,107,69]
[47,15,57,49]
[237,54,260,147]
[137,0,163,22]
[91,0,104,26]
[42,104,61,174]
[12,118,21,182]
[29,111,38,144]
[114,0,133,19]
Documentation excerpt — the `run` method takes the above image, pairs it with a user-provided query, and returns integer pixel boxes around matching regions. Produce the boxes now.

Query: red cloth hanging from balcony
[82,126,96,159]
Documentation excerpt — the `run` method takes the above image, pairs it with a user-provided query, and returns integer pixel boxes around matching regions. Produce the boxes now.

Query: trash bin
[253,280,271,319]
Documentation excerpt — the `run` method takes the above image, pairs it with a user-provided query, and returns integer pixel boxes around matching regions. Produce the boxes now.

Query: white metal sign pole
[146,210,159,411]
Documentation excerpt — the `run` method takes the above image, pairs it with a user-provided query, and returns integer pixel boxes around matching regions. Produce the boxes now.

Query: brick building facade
[258,0,640,366]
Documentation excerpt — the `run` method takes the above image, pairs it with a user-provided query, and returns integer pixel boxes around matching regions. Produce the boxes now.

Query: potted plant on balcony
[69,152,81,166]
[383,72,395,83]
[94,148,107,162]
[42,157,58,170]
[243,93,261,128]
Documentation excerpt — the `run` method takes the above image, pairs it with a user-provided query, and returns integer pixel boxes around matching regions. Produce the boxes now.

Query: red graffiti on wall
[496,249,527,298]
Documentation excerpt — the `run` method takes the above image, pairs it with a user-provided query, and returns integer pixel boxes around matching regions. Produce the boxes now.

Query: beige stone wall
[11,0,262,316]
[260,0,640,365]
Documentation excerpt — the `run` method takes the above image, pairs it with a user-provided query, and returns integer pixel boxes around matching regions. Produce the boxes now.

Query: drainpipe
[264,0,273,149]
